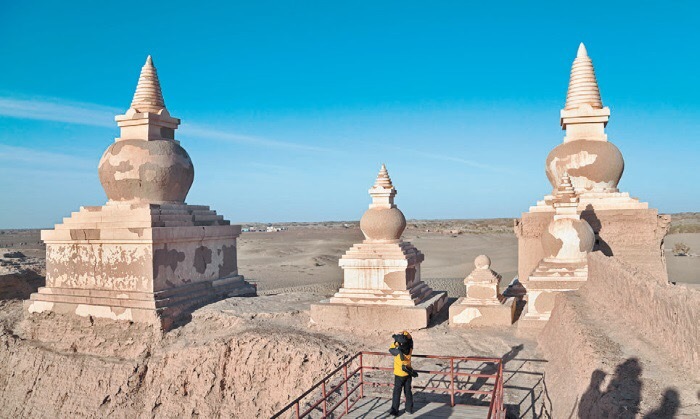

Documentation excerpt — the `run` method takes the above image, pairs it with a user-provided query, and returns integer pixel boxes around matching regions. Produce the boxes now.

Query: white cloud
[380,144,518,174]
[0,144,94,171]
[412,149,517,174]
[180,124,334,153]
[0,95,335,153]
[0,97,118,127]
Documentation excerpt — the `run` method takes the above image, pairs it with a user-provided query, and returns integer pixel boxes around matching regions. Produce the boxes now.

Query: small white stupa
[449,255,516,326]
[311,164,447,330]
[522,174,595,322]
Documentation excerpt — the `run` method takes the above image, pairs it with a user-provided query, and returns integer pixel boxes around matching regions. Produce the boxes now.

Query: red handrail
[271,351,505,419]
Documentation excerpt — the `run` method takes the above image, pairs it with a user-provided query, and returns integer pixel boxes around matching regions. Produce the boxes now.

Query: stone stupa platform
[27,202,255,329]
[312,291,447,330]
[311,165,447,330]
[311,241,447,330]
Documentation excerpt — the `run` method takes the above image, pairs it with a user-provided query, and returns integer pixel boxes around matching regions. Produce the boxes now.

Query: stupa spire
[115,56,180,142]
[130,55,166,113]
[555,173,576,199]
[565,43,603,110]
[368,163,397,209]
[552,173,580,217]
[374,163,394,189]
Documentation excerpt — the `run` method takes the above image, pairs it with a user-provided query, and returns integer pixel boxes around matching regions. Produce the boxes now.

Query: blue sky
[0,1,698,228]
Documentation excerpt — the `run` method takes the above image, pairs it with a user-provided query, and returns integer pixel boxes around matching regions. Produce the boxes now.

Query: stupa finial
[374,163,394,189]
[130,55,166,113]
[367,163,398,210]
[577,42,588,58]
[565,43,603,110]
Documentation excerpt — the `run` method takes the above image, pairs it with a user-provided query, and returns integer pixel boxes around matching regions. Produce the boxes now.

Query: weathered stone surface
[520,175,594,323]
[98,139,194,203]
[311,165,446,329]
[27,57,255,330]
[359,207,406,242]
[516,43,669,301]
[311,291,447,330]
[546,140,624,193]
[450,255,515,326]
[449,297,515,326]
[518,208,669,281]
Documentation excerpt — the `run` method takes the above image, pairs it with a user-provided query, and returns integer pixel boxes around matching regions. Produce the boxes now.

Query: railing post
[359,353,364,398]
[344,364,349,414]
[499,361,504,418]
[295,401,300,419]
[322,380,327,417]
[450,358,455,407]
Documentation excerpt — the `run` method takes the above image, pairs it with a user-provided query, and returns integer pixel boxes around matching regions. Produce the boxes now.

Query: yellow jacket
[390,342,412,377]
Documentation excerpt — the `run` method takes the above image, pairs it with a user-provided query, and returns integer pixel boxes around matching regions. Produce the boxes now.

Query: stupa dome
[98,56,194,203]
[359,164,407,242]
[99,139,194,203]
[541,174,595,262]
[474,255,491,269]
[545,140,624,193]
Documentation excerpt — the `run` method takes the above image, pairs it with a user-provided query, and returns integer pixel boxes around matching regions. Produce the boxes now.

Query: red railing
[271,351,505,419]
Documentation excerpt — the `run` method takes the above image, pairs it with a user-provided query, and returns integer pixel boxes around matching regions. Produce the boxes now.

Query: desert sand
[1,217,698,417]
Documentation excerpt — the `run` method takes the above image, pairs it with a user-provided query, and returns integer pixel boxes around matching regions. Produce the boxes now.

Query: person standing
[388,331,418,416]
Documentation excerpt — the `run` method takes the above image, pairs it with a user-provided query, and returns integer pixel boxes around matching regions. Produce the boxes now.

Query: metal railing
[271,351,505,419]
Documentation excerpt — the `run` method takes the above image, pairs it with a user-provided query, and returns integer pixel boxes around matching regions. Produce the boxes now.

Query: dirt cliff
[0,298,353,418]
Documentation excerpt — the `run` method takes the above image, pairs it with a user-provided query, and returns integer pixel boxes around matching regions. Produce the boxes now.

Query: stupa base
[519,278,586,323]
[449,297,515,326]
[26,275,256,330]
[516,206,669,282]
[328,280,433,306]
[27,202,257,330]
[515,305,549,334]
[310,291,447,330]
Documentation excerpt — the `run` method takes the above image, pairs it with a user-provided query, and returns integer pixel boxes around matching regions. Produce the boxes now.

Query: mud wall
[582,252,699,372]
[538,252,699,417]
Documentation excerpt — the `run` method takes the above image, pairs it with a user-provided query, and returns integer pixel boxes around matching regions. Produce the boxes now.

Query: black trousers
[391,374,413,412]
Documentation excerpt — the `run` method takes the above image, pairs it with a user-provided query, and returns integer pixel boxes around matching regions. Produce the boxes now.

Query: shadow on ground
[575,357,680,419]
[0,272,44,300]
